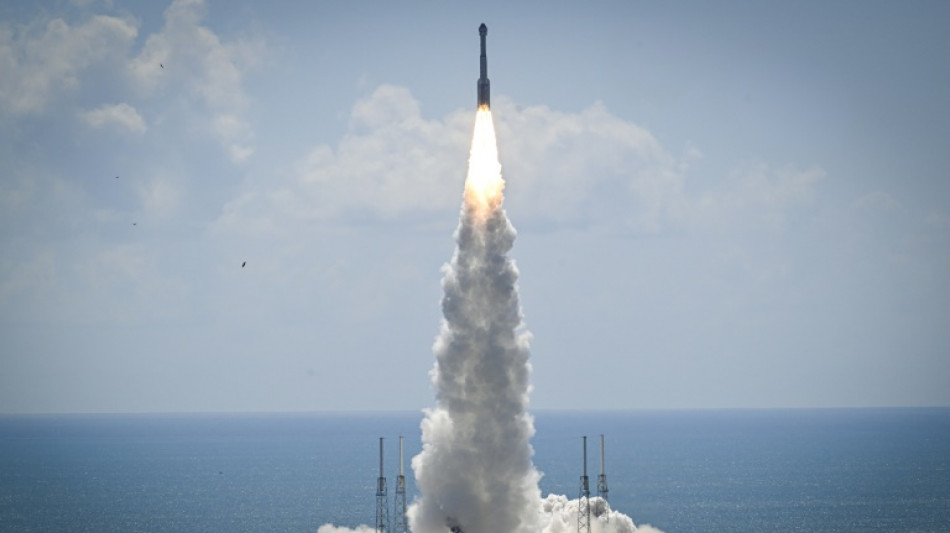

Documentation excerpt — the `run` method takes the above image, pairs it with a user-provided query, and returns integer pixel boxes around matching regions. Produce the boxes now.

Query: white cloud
[217,85,826,239]
[129,0,262,161]
[214,84,471,235]
[0,14,137,114]
[79,102,147,134]
[218,88,685,235]
[496,99,683,232]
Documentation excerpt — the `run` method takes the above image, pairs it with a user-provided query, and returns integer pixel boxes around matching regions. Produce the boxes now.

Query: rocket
[477,23,490,108]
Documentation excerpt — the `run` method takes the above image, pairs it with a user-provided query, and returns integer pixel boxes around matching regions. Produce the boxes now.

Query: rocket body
[477,23,490,108]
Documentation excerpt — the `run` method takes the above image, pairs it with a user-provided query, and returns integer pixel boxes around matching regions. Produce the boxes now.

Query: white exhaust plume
[407,107,540,533]
[407,109,666,533]
[317,109,665,533]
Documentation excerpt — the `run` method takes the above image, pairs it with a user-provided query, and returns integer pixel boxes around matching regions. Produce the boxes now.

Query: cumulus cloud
[1,1,260,162]
[216,85,825,239]
[495,99,684,232]
[214,84,471,235]
[0,14,137,114]
[220,88,683,233]
[79,102,146,133]
[293,85,471,217]
[129,0,262,161]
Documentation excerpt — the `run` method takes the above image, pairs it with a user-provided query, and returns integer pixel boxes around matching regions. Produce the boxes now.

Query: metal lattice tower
[578,436,591,533]
[376,437,390,533]
[393,436,408,533]
[597,434,610,522]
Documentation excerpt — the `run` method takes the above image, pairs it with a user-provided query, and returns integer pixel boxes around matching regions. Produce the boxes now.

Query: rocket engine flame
[464,108,505,223]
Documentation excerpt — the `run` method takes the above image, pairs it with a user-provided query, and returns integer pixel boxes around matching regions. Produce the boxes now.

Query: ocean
[1,409,948,532]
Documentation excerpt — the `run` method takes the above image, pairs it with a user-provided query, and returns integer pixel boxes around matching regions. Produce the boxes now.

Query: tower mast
[376,437,390,533]
[597,434,610,522]
[578,436,590,533]
[393,436,408,533]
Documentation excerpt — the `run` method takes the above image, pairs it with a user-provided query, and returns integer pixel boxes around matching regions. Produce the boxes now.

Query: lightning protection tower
[376,437,390,533]
[393,436,408,533]
[578,436,591,533]
[597,434,610,522]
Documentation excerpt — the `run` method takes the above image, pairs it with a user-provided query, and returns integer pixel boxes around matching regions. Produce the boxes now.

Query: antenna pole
[578,436,590,533]
[597,434,610,521]
[394,436,408,533]
[375,437,389,532]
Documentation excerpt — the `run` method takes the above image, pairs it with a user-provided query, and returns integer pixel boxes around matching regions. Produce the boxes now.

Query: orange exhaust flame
[463,108,504,222]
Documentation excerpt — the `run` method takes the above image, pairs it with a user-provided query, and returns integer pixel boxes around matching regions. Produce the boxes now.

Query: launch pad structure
[372,433,613,533]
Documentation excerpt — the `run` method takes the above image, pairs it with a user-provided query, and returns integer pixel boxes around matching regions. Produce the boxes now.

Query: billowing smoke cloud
[536,495,665,533]
[317,109,665,533]
[319,495,664,533]
[407,109,540,533]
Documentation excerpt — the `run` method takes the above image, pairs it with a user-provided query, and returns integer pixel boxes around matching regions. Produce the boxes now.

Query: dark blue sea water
[1,409,948,532]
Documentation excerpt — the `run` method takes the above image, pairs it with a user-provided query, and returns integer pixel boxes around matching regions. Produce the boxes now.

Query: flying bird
[160,63,164,69]
[242,261,246,268]
[115,176,119,179]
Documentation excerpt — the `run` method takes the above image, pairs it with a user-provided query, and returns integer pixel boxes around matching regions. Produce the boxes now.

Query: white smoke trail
[317,109,665,533]
[407,108,540,533]
[406,108,667,533]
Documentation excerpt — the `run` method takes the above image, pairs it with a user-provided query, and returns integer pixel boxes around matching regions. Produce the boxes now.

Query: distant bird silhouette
[115,176,119,179]
[132,222,137,226]
[242,261,246,268]
[160,63,164,69]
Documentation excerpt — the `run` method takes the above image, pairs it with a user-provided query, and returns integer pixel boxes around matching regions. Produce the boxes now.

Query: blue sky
[1,0,948,413]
